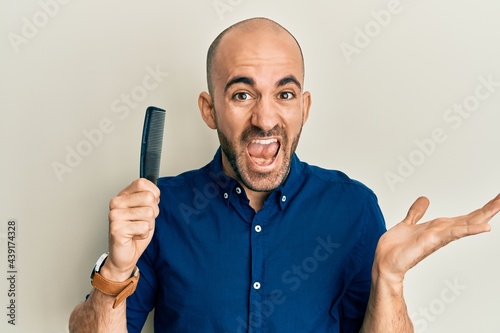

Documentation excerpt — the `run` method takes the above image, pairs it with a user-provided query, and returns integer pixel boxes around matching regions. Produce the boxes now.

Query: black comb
[140,106,166,184]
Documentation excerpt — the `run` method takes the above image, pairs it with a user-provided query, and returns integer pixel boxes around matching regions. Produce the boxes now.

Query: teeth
[251,138,278,145]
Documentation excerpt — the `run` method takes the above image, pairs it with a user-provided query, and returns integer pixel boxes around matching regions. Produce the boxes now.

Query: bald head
[206,17,304,97]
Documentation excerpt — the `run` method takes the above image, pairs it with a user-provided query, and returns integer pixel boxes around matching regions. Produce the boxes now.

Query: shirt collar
[207,147,304,210]
[207,148,241,207]
[274,152,303,210]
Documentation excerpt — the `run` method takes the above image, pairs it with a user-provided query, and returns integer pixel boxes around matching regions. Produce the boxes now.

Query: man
[69,17,499,332]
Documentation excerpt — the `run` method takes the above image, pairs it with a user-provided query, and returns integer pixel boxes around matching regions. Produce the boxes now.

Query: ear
[302,91,312,124]
[198,91,217,129]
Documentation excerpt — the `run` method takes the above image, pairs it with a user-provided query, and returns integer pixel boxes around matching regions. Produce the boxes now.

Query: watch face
[132,266,140,277]
[94,253,109,273]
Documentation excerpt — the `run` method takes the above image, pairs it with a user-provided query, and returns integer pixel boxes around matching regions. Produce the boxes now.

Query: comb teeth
[140,106,166,184]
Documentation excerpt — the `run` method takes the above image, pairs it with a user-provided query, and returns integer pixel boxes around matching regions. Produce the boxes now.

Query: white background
[1,0,499,332]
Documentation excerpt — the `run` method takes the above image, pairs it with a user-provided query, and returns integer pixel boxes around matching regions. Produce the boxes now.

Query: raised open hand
[374,194,500,283]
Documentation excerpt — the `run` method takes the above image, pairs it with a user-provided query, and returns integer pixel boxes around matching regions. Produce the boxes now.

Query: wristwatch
[90,252,140,309]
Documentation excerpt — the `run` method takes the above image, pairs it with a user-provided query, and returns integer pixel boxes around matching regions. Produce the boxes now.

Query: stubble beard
[217,124,302,192]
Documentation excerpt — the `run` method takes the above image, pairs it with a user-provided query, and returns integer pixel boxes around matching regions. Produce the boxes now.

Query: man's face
[205,26,311,192]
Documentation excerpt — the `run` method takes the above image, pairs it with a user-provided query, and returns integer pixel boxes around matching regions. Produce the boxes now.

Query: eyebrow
[224,76,255,93]
[277,75,302,90]
[223,75,302,93]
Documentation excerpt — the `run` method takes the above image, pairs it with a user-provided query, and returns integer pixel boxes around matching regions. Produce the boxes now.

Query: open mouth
[247,138,281,167]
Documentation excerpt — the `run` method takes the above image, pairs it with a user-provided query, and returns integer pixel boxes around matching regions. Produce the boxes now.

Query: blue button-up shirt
[127,148,386,332]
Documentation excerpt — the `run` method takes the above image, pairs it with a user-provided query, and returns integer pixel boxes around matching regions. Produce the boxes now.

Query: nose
[250,96,279,132]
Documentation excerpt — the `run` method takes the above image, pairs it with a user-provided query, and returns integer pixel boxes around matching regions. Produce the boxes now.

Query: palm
[374,195,500,282]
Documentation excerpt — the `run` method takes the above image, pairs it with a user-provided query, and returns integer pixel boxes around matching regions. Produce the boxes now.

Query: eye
[233,92,252,101]
[278,91,295,100]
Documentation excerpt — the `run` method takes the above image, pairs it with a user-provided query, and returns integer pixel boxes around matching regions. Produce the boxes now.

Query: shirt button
[281,195,287,202]
[253,282,261,290]
[235,187,242,194]
[255,225,262,233]
[224,193,228,199]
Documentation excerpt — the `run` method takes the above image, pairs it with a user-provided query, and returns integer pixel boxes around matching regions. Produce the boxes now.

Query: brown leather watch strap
[91,269,140,309]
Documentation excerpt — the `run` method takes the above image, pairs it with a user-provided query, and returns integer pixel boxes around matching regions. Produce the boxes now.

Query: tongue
[247,142,279,166]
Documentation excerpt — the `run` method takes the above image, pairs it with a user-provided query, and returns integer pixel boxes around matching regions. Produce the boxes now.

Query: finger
[110,190,158,211]
[443,222,491,241]
[109,206,157,230]
[119,178,161,202]
[109,193,160,220]
[403,196,430,225]
[466,193,500,225]
[110,220,153,241]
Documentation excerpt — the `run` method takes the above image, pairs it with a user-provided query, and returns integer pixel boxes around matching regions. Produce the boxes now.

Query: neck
[220,153,271,212]
[243,186,270,212]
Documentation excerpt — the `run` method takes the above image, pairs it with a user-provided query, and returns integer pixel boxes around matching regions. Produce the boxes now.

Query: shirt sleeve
[126,241,158,333]
[335,191,387,333]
